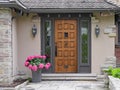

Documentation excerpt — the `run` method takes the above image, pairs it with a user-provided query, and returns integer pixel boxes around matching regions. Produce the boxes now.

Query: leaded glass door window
[44,20,52,63]
[81,20,89,64]
[79,19,91,73]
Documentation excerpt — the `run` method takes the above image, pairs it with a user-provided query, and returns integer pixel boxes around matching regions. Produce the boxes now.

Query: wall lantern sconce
[95,25,100,37]
[32,24,37,37]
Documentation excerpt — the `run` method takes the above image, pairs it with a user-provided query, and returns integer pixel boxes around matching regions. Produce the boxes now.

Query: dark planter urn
[32,70,41,83]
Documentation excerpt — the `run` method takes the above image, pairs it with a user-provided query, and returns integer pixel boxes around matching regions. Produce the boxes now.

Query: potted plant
[24,55,51,83]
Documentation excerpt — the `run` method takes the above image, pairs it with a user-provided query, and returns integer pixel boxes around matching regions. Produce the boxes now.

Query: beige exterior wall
[17,14,41,76]
[0,8,116,83]
[16,12,115,75]
[91,12,115,74]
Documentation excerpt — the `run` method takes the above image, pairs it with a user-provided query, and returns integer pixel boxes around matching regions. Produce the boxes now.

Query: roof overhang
[0,0,27,10]
[0,0,119,13]
[28,8,119,13]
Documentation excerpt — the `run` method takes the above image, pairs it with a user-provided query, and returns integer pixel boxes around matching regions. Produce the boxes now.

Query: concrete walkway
[22,81,109,90]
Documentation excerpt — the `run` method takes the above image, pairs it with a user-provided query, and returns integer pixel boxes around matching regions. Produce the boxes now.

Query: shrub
[112,68,120,79]
[105,67,120,79]
[104,67,113,75]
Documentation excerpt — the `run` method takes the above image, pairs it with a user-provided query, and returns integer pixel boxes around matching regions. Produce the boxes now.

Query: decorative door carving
[55,20,77,73]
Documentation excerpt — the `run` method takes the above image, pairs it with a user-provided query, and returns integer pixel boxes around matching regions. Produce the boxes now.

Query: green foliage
[27,77,32,82]
[112,68,120,78]
[82,34,88,63]
[104,67,113,75]
[105,67,120,79]
[29,58,45,66]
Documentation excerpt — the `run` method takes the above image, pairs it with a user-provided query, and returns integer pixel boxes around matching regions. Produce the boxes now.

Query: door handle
[55,44,57,56]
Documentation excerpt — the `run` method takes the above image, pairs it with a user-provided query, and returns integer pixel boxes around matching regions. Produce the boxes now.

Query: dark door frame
[115,14,120,45]
[40,13,91,73]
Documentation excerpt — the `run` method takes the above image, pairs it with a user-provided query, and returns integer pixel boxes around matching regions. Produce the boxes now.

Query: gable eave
[27,8,119,13]
[0,0,119,13]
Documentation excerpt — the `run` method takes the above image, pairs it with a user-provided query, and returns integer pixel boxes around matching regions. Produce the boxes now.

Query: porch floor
[23,81,108,90]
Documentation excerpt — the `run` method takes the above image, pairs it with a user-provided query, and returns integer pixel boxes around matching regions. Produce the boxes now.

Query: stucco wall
[17,14,41,76]
[91,12,115,74]
[16,12,115,75]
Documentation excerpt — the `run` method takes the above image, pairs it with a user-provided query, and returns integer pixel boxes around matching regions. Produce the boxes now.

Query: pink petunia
[45,64,50,69]
[46,62,51,66]
[24,62,29,67]
[32,65,38,71]
[45,63,51,69]
[26,56,32,61]
[39,64,44,69]
[27,56,32,61]
[38,55,43,58]
[46,63,51,67]
[35,55,40,58]
[26,57,29,61]
[31,56,36,59]
[28,64,33,69]
[42,55,46,59]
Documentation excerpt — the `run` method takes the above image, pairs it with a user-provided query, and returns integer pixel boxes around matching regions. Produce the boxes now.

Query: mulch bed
[0,78,27,87]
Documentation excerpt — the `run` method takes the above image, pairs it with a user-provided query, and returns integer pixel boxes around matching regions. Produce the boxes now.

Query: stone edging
[108,76,120,90]
[15,80,29,90]
[0,80,29,90]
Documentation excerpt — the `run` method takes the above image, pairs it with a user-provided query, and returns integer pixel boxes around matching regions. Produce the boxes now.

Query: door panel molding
[55,19,78,73]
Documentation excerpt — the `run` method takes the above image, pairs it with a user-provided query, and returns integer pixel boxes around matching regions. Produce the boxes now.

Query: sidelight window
[44,20,52,62]
[81,20,89,64]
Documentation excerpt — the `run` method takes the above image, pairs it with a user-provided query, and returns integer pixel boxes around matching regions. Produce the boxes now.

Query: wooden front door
[55,19,77,73]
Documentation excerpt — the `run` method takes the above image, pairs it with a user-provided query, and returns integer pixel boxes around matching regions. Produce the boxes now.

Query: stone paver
[22,81,109,90]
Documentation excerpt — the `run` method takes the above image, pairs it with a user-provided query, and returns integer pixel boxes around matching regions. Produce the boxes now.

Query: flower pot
[32,70,41,83]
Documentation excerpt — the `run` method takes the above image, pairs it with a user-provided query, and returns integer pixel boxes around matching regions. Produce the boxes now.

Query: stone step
[22,81,108,90]
[0,88,15,90]
[97,75,109,88]
[97,75,106,80]
[41,73,97,81]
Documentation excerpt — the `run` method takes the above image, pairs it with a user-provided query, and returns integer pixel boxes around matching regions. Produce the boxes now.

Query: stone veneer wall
[109,76,120,90]
[0,8,13,83]
[101,56,116,74]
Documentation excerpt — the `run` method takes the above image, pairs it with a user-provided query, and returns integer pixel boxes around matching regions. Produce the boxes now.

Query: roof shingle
[19,0,118,9]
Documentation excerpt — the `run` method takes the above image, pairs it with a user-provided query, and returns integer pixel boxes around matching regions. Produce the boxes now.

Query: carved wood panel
[55,19,77,73]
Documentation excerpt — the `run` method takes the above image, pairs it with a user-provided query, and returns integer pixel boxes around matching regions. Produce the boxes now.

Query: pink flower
[27,56,33,61]
[35,55,40,58]
[39,64,44,69]
[45,64,50,69]
[32,65,38,71]
[31,56,36,59]
[42,55,46,59]
[38,55,43,58]
[25,55,50,71]
[45,63,51,69]
[46,62,51,66]
[28,64,33,69]
[24,62,29,67]
[26,57,29,61]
